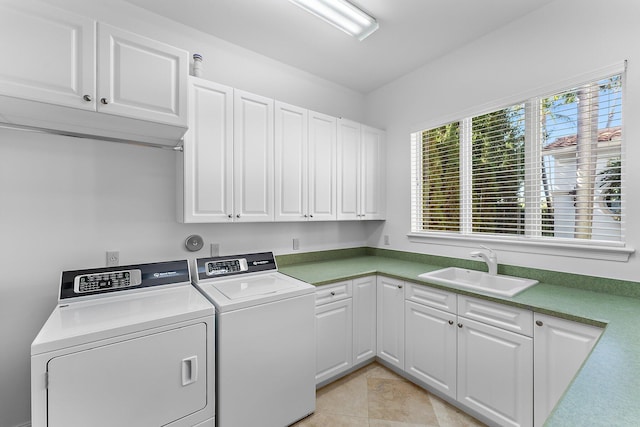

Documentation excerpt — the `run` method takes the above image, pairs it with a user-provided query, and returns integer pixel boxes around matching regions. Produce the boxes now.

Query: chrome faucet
[470,245,498,275]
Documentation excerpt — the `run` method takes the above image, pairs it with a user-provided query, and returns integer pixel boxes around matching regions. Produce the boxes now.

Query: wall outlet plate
[106,251,119,267]
[210,243,220,257]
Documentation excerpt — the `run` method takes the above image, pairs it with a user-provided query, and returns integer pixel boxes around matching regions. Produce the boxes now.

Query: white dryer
[31,260,215,427]
[193,252,315,427]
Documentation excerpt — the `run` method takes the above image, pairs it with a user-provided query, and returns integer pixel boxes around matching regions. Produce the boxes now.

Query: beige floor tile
[291,411,369,427]
[301,363,487,427]
[369,419,432,427]
[362,362,403,380]
[368,377,440,425]
[315,369,369,418]
[429,394,487,427]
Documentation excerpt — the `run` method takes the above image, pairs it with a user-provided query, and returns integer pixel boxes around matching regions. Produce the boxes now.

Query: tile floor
[292,362,487,427]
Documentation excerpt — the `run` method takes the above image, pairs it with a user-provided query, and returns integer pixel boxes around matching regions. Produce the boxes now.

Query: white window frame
[408,62,634,262]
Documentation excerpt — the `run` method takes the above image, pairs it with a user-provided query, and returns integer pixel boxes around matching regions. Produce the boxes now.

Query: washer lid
[195,272,314,312]
[216,275,298,300]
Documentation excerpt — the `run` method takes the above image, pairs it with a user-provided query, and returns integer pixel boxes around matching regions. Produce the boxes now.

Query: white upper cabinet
[180,81,376,224]
[179,77,234,223]
[337,118,385,220]
[0,0,95,110]
[0,0,188,146]
[275,104,337,222]
[180,83,275,223]
[97,24,188,127]
[361,125,386,219]
[337,118,361,220]
[234,90,275,222]
[275,102,309,221]
[308,111,338,220]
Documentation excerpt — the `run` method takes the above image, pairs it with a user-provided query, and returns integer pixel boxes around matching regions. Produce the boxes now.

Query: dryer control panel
[59,260,191,302]
[74,269,142,293]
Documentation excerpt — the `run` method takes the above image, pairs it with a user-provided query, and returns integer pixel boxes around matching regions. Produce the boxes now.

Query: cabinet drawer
[405,282,456,313]
[458,295,533,337]
[315,280,352,306]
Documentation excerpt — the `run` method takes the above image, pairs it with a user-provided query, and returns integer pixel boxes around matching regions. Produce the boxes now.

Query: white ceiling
[124,0,554,94]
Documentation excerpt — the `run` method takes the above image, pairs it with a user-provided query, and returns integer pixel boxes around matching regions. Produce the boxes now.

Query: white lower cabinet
[315,296,353,384]
[457,316,533,427]
[315,276,378,385]
[315,276,602,427]
[376,276,405,369]
[405,300,457,399]
[404,288,533,427]
[353,276,377,364]
[533,313,602,427]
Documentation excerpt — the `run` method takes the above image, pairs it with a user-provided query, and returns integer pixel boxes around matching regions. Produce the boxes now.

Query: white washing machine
[192,252,315,427]
[31,260,215,427]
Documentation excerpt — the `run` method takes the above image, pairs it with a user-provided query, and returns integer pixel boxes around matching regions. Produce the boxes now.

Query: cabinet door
[360,125,385,220]
[0,0,95,110]
[405,301,457,399]
[181,77,234,222]
[376,276,405,369]
[47,323,207,427]
[97,23,188,126]
[275,101,308,221]
[533,314,602,427]
[458,317,533,427]
[337,118,361,220]
[315,298,353,384]
[233,90,274,222]
[353,276,376,364]
[308,111,337,221]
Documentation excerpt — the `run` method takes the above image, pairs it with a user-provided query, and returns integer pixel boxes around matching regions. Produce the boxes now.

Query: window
[411,73,624,247]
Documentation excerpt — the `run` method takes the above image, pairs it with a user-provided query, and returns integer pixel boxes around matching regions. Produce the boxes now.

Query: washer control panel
[74,269,142,293]
[205,259,248,276]
[194,252,277,283]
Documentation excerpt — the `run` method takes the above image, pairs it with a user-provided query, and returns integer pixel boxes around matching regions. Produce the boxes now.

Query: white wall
[365,0,640,282]
[0,2,369,426]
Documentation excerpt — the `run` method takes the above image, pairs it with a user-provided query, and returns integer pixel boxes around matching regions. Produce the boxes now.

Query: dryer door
[46,323,207,427]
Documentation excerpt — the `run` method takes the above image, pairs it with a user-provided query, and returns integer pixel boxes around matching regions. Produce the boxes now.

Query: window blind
[537,75,623,242]
[471,105,525,235]
[411,72,624,245]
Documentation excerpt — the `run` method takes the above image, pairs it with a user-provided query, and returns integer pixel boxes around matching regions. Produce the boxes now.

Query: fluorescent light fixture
[289,0,379,41]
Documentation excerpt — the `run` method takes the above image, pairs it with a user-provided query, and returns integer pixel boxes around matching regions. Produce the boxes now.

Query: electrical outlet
[384,235,390,245]
[106,251,119,267]
[292,238,300,250]
[210,243,220,257]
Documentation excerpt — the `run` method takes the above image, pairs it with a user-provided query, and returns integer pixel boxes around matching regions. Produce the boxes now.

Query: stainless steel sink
[418,267,538,297]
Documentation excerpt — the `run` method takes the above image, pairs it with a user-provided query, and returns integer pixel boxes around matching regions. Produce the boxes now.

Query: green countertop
[278,250,640,427]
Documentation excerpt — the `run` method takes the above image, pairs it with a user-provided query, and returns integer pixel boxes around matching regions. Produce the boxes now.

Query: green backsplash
[277,247,640,299]
[276,247,369,266]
